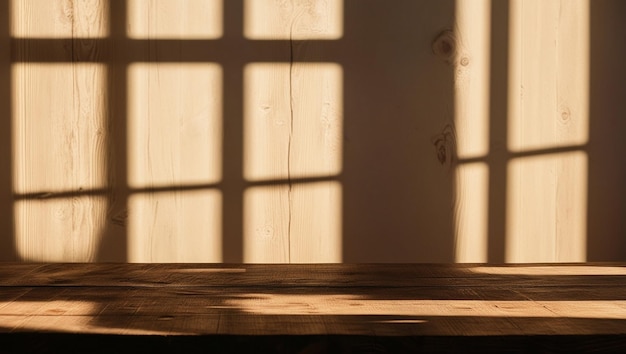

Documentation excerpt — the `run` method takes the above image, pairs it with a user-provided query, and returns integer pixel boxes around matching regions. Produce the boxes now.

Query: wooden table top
[1,263,626,337]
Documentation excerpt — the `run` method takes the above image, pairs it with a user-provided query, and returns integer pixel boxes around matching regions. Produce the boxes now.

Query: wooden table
[1,263,626,353]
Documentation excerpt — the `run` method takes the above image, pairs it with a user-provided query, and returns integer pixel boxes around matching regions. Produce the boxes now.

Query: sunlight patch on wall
[14,196,108,262]
[128,63,222,188]
[244,63,342,181]
[11,0,109,38]
[127,0,223,39]
[453,0,491,263]
[128,190,222,262]
[507,0,589,152]
[506,151,588,262]
[454,0,490,159]
[244,181,342,263]
[244,0,343,40]
[12,63,108,193]
[127,63,223,263]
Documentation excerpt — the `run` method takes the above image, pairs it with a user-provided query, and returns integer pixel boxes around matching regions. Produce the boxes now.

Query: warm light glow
[11,0,109,38]
[454,162,489,263]
[507,151,588,262]
[244,0,343,39]
[470,265,626,276]
[225,294,626,319]
[128,63,222,188]
[454,0,491,159]
[244,63,342,181]
[508,0,589,152]
[128,190,222,262]
[128,0,223,39]
[244,181,342,263]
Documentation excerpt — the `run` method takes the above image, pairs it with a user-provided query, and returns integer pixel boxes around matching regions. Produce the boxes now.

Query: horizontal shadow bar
[13,175,342,201]
[11,38,347,63]
[457,143,590,165]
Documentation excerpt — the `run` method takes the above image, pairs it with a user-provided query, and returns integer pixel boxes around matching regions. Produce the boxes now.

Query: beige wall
[1,0,624,263]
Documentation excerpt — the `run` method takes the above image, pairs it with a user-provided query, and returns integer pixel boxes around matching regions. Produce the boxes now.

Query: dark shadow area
[2,333,625,354]
[94,0,129,261]
[587,0,626,261]
[0,0,16,260]
[485,0,509,264]
[340,0,456,262]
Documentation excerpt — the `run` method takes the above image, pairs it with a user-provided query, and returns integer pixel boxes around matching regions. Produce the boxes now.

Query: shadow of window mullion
[221,0,245,262]
[487,0,510,264]
[95,0,129,261]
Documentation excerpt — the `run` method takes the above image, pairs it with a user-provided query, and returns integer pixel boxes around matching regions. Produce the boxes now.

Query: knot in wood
[431,124,457,166]
[559,106,572,124]
[432,30,457,64]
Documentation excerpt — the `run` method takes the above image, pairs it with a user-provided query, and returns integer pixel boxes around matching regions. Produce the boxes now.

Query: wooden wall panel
[3,0,625,263]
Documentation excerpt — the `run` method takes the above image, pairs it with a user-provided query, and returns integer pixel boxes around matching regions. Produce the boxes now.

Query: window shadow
[3,0,625,263]
[340,0,456,262]
[3,0,459,263]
